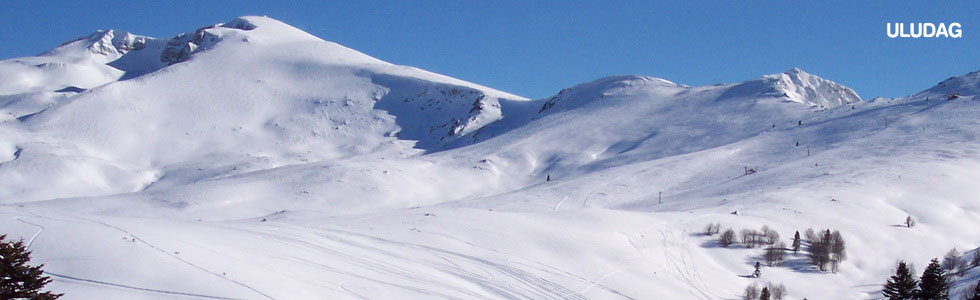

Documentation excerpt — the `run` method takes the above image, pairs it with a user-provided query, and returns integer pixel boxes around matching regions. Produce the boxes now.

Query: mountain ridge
[1,15,979,300]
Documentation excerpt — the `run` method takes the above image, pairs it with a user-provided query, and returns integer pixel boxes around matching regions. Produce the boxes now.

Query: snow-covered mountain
[1,16,979,300]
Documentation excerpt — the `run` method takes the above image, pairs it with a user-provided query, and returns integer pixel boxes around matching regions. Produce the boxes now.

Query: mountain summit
[725,68,861,107]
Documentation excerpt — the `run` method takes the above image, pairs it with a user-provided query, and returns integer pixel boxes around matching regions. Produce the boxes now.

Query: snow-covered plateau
[1,16,978,299]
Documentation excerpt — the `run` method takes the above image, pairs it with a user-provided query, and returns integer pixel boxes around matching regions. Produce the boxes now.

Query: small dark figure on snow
[546,174,551,182]
[752,261,762,278]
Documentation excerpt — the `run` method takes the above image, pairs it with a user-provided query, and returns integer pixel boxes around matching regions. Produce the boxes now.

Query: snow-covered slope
[1,16,979,300]
[0,16,525,203]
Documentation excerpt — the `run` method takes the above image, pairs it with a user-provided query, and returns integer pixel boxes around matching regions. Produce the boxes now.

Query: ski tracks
[14,217,44,249]
[84,219,278,300]
[7,210,256,300]
[46,272,243,300]
[658,226,717,300]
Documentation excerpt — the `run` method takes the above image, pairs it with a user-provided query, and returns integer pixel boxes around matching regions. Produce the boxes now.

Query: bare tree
[704,223,715,236]
[764,242,787,266]
[956,259,969,277]
[829,231,846,273]
[741,229,759,248]
[742,283,759,300]
[942,248,961,272]
[704,223,721,236]
[720,228,736,247]
[973,250,980,267]
[767,282,786,300]
[765,229,780,245]
[804,228,817,242]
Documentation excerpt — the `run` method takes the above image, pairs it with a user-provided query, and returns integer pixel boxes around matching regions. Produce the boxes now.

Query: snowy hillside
[2,16,979,300]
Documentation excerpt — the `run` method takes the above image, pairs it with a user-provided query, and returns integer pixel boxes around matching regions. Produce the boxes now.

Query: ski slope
[1,16,979,299]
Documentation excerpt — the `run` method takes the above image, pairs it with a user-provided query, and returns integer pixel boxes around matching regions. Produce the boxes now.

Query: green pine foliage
[0,234,62,299]
[882,261,917,300]
[917,258,948,300]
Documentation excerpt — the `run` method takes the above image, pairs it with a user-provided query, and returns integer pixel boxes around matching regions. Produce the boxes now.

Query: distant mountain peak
[44,29,152,59]
[85,30,149,56]
[746,68,861,107]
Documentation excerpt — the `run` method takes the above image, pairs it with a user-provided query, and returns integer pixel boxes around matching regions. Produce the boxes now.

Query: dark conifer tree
[918,258,949,300]
[759,286,771,300]
[0,235,62,299]
[882,261,917,300]
[792,231,801,253]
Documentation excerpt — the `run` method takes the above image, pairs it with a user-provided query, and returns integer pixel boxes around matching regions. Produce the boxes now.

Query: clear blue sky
[2,1,978,99]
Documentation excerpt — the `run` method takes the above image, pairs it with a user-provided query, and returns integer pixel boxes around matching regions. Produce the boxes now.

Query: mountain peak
[159,16,323,65]
[758,68,861,107]
[43,29,152,59]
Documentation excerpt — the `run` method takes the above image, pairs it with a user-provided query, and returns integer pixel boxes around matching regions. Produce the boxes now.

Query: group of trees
[742,282,787,300]
[804,228,847,272]
[0,235,62,299]
[883,250,980,300]
[883,259,952,300]
[941,248,976,277]
[713,223,846,272]
[714,224,782,249]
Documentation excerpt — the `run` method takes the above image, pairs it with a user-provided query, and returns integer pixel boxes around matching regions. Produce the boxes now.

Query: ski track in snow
[553,195,569,211]
[338,281,370,300]
[83,219,279,300]
[6,210,252,300]
[15,217,44,249]
[233,222,620,300]
[658,227,716,300]
[46,272,243,300]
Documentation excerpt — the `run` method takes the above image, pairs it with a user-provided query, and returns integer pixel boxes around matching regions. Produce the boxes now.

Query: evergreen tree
[918,258,949,300]
[882,261,917,300]
[791,231,801,253]
[759,286,771,300]
[0,235,62,299]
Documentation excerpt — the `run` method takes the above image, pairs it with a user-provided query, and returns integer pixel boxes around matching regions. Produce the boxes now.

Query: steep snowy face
[727,68,861,107]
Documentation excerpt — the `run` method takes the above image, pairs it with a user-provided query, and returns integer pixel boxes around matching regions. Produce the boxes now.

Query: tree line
[883,249,980,300]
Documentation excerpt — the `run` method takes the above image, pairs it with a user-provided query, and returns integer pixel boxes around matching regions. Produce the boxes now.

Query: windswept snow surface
[2,16,980,299]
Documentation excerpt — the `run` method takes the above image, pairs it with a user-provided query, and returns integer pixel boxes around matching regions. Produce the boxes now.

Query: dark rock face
[160,18,258,65]
[160,25,221,65]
